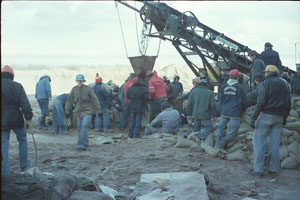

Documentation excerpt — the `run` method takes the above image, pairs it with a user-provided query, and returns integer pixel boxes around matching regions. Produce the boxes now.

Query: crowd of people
[2,42,300,178]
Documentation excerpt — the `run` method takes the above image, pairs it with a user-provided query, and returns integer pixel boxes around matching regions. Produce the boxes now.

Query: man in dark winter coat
[216,69,248,152]
[127,75,149,138]
[1,65,33,175]
[171,74,183,98]
[248,50,265,87]
[261,42,282,74]
[93,73,112,132]
[187,79,218,141]
[163,76,177,107]
[35,75,52,129]
[291,64,300,96]
[249,65,291,178]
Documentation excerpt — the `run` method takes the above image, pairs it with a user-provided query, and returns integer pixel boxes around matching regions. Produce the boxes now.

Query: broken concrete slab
[93,136,114,145]
[272,189,300,200]
[139,172,208,200]
[68,190,113,200]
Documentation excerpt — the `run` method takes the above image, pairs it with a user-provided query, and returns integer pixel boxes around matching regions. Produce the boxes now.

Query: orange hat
[1,65,14,76]
[95,73,103,82]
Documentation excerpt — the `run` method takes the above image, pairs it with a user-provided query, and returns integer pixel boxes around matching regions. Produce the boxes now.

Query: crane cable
[116,3,129,58]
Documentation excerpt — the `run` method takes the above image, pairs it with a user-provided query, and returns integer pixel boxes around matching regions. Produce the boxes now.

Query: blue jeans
[38,99,49,116]
[77,115,92,149]
[128,112,143,138]
[1,127,30,175]
[52,99,67,133]
[95,108,109,131]
[193,119,201,132]
[120,103,129,129]
[216,115,241,149]
[253,112,282,173]
[194,119,213,140]
[111,107,121,124]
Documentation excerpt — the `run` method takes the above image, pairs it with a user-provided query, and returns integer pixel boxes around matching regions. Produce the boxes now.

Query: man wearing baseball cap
[249,65,291,178]
[261,42,282,74]
[216,69,248,153]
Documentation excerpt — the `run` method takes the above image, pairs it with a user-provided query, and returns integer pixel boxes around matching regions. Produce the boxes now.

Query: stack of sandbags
[178,98,300,170]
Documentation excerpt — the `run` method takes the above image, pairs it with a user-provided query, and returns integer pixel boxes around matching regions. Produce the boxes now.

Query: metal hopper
[128,55,157,77]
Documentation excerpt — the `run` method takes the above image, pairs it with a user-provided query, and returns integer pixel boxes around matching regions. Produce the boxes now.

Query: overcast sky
[2,1,300,70]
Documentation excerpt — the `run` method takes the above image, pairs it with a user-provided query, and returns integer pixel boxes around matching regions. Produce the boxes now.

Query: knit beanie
[95,73,103,82]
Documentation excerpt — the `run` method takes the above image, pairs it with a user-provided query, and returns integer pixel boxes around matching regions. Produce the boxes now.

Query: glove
[250,118,255,129]
[26,120,31,130]
[283,117,287,125]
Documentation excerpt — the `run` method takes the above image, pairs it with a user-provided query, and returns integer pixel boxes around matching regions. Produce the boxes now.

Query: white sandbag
[227,143,244,153]
[284,121,300,132]
[279,145,288,161]
[289,109,299,118]
[175,134,191,148]
[287,116,298,122]
[238,122,253,134]
[280,136,288,145]
[280,156,299,169]
[288,141,300,155]
[242,114,252,125]
[281,128,294,137]
[225,150,248,162]
[203,132,214,147]
[201,142,218,157]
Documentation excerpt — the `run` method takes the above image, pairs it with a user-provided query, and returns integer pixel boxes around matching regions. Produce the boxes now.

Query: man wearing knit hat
[2,65,33,175]
[35,74,52,129]
[216,69,248,152]
[93,73,112,132]
[249,65,291,178]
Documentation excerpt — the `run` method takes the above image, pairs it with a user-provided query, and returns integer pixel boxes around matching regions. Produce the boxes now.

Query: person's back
[148,72,167,99]
[93,82,110,109]
[291,66,300,96]
[35,75,52,100]
[219,79,248,117]
[127,78,149,113]
[151,107,180,133]
[261,42,282,73]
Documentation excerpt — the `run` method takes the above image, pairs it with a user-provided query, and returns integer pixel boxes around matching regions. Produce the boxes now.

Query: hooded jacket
[2,72,33,129]
[127,78,149,113]
[219,79,248,117]
[65,84,101,118]
[35,76,52,100]
[187,85,218,119]
[148,71,168,99]
[252,72,291,120]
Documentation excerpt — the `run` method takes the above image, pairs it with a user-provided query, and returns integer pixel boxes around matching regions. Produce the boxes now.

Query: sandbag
[288,141,300,155]
[289,109,299,118]
[238,123,253,134]
[280,157,299,169]
[203,132,214,147]
[175,134,191,148]
[284,121,300,132]
[279,145,288,161]
[281,128,293,137]
[201,142,218,157]
[227,143,244,153]
[287,116,298,122]
[225,150,248,162]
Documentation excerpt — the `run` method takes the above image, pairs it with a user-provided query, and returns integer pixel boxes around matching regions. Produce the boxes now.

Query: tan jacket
[65,84,101,118]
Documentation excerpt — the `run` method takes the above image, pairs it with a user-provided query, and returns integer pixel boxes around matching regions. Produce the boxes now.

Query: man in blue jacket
[35,75,52,129]
[261,42,282,74]
[93,73,112,132]
[2,65,33,175]
[249,65,291,178]
[216,69,248,152]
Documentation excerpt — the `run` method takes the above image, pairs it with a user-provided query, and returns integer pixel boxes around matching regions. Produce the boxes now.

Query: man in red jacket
[147,70,168,121]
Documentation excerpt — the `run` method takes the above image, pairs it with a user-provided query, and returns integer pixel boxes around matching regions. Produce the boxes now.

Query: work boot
[248,170,263,178]
[39,116,48,129]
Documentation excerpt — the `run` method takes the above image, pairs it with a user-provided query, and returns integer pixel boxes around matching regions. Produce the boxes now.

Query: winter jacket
[166,83,177,105]
[148,72,168,99]
[171,81,183,97]
[219,79,248,117]
[252,72,291,120]
[187,86,218,120]
[250,57,265,83]
[93,82,111,109]
[124,77,138,104]
[65,84,101,118]
[291,73,300,96]
[35,76,52,100]
[1,72,33,129]
[151,107,180,133]
[261,49,282,73]
[127,78,149,113]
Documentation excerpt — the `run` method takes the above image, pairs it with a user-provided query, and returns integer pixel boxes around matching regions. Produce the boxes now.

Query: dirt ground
[6,96,300,200]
